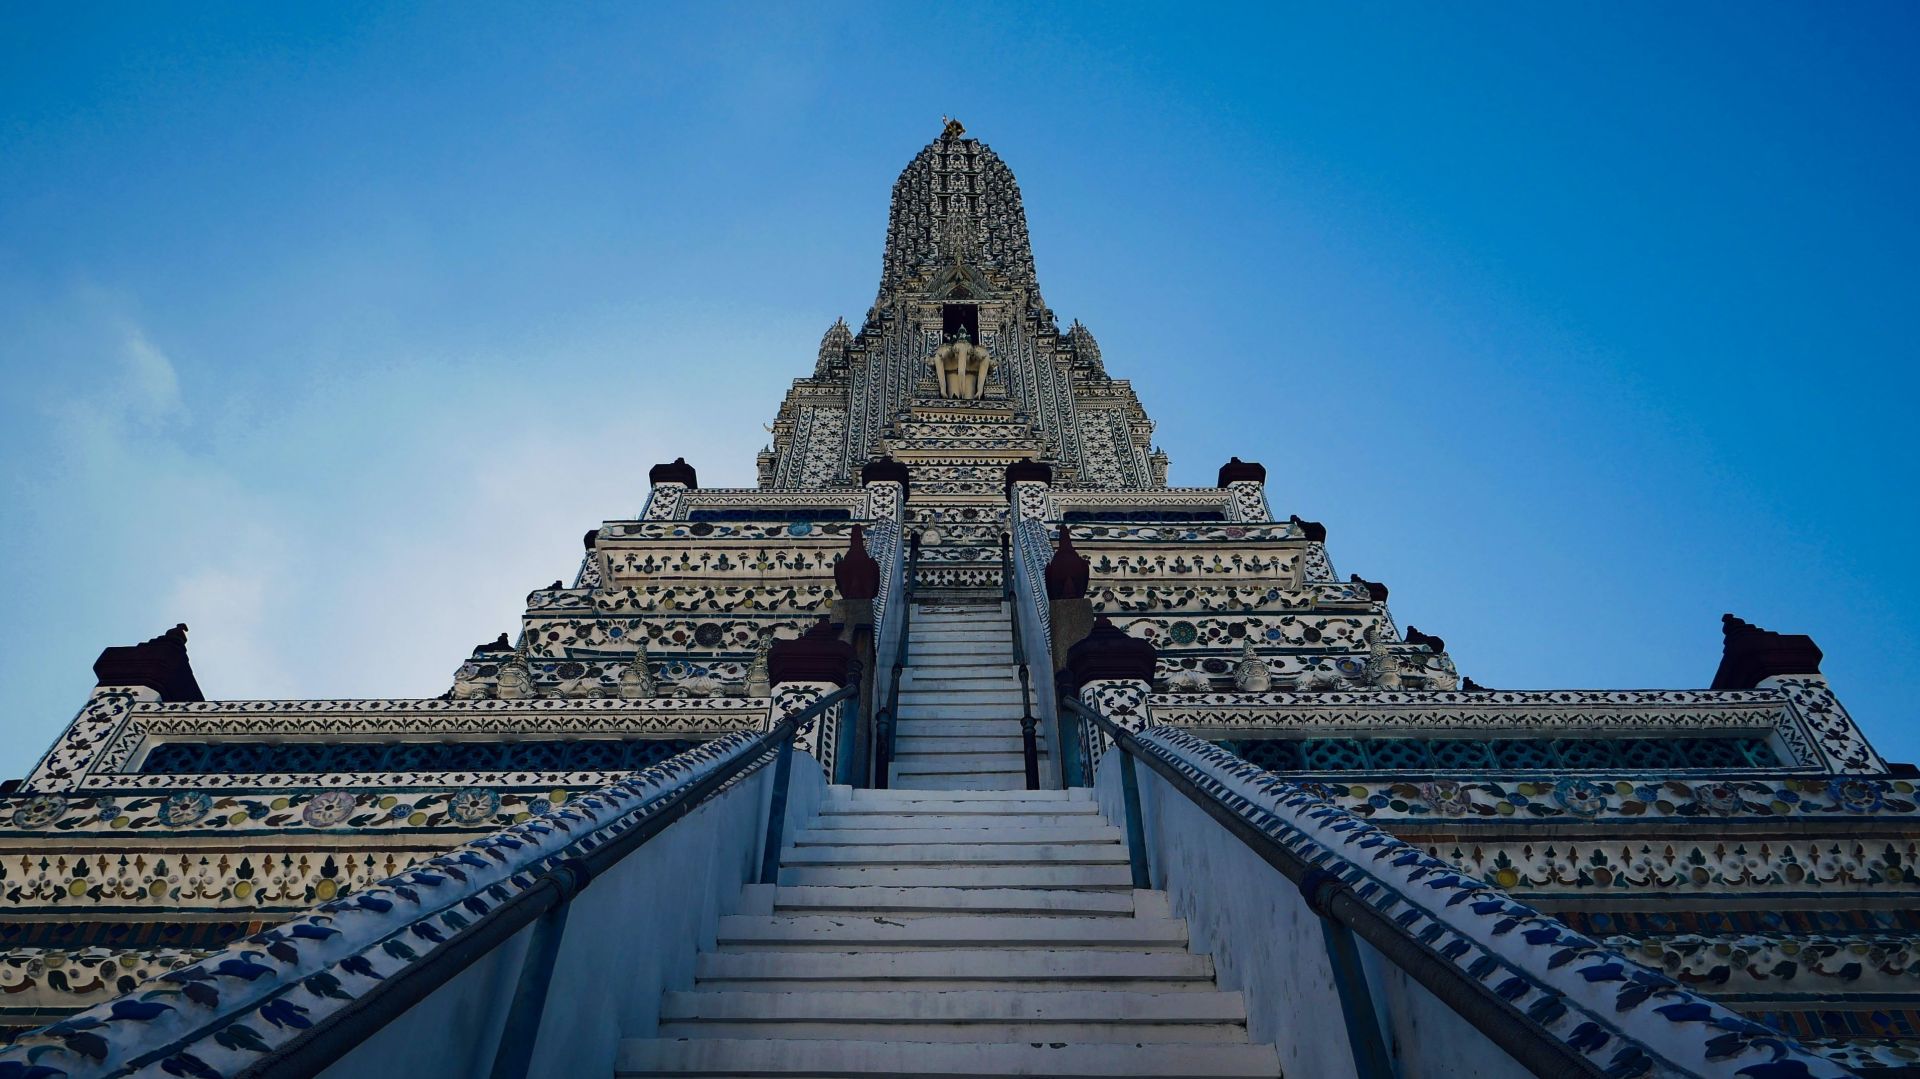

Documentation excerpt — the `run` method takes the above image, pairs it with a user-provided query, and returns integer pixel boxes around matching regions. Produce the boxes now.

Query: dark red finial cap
[1045,526,1090,600]
[1349,574,1388,603]
[1712,613,1823,689]
[93,623,204,702]
[834,524,881,600]
[647,457,698,488]
[768,618,858,686]
[583,529,600,550]
[473,633,513,654]
[1217,457,1266,486]
[1063,617,1157,685]
[1289,514,1327,543]
[1404,626,1446,654]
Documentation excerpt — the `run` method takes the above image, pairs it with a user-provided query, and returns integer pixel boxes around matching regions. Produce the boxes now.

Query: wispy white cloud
[116,326,186,424]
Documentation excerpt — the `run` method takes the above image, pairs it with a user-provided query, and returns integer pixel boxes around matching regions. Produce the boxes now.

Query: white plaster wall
[1093,755,1531,1079]
[323,751,829,1079]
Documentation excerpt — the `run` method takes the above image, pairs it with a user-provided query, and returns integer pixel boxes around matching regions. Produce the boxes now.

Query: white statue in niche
[928,327,993,399]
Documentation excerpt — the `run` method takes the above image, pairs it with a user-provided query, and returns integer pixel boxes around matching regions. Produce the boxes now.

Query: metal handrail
[1001,531,1041,790]
[239,682,860,1079]
[872,532,919,789]
[1059,692,1598,1079]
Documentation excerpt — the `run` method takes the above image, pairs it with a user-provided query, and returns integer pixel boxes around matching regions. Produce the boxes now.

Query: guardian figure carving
[929,326,994,399]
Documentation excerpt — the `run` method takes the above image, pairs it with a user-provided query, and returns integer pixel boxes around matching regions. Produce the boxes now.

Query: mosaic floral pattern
[158,791,212,827]
[447,788,501,824]
[0,946,210,1006]
[1609,932,1920,992]
[299,791,356,828]
[11,795,65,829]
[1436,837,1920,896]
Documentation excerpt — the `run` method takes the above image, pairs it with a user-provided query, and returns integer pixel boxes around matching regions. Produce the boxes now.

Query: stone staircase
[617,788,1281,1077]
[889,601,1046,790]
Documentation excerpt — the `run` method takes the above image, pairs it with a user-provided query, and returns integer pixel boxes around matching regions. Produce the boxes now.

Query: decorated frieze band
[2,786,578,837]
[22,692,771,793]
[0,842,448,913]
[1151,687,1865,773]
[1244,772,1920,824]
[1128,724,1854,1076]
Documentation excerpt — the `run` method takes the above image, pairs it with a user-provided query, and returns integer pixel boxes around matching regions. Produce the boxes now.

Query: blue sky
[2,3,1915,777]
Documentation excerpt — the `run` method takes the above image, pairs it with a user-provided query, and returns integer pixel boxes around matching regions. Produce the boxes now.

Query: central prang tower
[757,123,1166,589]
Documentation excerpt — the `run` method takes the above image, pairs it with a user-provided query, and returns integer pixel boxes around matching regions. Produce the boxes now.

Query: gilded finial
[941,115,965,139]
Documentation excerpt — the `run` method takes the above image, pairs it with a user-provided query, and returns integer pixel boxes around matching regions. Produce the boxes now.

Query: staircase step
[836,787,1083,800]
[909,652,1019,667]
[656,987,1248,1041]
[895,687,1025,702]
[617,1037,1280,1077]
[660,987,1246,1025]
[894,698,1029,714]
[796,823,1125,845]
[887,759,1032,774]
[893,772,1032,790]
[898,677,1024,693]
[809,814,1100,834]
[660,990,1251,1036]
[656,1017,1248,1044]
[818,803,1096,819]
[891,722,1028,734]
[888,717,1027,735]
[888,751,1047,768]
[892,736,1027,756]
[897,678,1022,690]
[778,842,1127,866]
[898,660,1021,675]
[772,885,1144,917]
[817,804,1092,819]
[694,947,1215,985]
[779,864,1134,888]
[714,914,1186,949]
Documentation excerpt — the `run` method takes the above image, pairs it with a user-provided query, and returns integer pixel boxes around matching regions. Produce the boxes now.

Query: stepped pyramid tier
[0,124,1911,1077]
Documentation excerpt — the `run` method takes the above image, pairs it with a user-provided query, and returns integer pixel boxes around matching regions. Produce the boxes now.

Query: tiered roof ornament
[875,120,1043,311]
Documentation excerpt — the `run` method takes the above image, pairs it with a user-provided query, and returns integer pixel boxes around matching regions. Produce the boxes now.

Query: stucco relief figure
[1165,669,1212,693]
[1364,625,1404,690]
[1233,639,1272,692]
[448,663,491,701]
[495,652,535,700]
[619,643,657,699]
[929,327,993,399]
